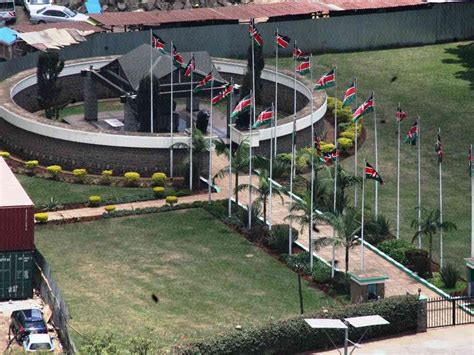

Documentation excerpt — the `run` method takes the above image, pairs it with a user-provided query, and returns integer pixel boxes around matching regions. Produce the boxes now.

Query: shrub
[440,263,460,289]
[378,239,412,265]
[320,142,335,153]
[364,213,394,246]
[282,252,312,275]
[153,186,165,198]
[166,195,178,206]
[174,296,421,355]
[312,260,332,283]
[0,151,10,158]
[337,137,353,150]
[266,224,299,254]
[46,165,62,178]
[339,130,355,141]
[34,213,49,223]
[104,205,116,213]
[151,172,167,187]
[124,171,141,186]
[331,272,351,295]
[102,170,113,177]
[405,248,431,279]
[81,332,119,354]
[88,195,102,207]
[72,168,87,183]
[100,170,113,185]
[25,160,39,169]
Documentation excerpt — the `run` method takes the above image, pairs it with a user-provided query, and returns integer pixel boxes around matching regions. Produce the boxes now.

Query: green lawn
[35,209,334,350]
[273,42,474,270]
[59,100,122,119]
[17,174,154,207]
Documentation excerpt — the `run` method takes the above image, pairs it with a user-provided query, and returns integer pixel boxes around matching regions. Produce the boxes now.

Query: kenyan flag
[253,107,273,128]
[211,83,234,104]
[172,44,184,68]
[396,107,407,122]
[184,54,195,78]
[249,19,263,47]
[151,33,166,53]
[365,162,384,185]
[435,133,443,163]
[231,95,252,119]
[404,120,418,145]
[193,72,213,93]
[323,149,340,165]
[296,60,311,75]
[351,94,374,123]
[293,45,306,60]
[314,68,336,90]
[342,80,356,107]
[276,33,290,48]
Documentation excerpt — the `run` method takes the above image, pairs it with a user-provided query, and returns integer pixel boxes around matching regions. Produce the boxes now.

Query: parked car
[10,308,48,342]
[0,0,16,24]
[30,5,88,24]
[23,334,54,352]
[24,0,52,14]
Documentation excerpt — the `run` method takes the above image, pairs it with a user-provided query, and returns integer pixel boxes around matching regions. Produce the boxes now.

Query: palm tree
[411,208,457,273]
[237,169,284,225]
[313,207,361,273]
[322,165,361,214]
[172,129,208,188]
[285,189,320,246]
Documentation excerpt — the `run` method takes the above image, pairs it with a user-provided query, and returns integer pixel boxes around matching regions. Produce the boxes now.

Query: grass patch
[429,273,467,294]
[59,100,122,119]
[35,209,334,350]
[17,174,154,207]
[273,41,474,271]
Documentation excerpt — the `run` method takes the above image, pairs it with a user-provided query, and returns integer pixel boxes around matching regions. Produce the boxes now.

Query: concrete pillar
[122,95,139,132]
[83,66,98,122]
[417,295,428,333]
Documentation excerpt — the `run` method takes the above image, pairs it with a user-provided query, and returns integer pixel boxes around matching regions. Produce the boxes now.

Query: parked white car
[30,5,88,24]
[23,334,54,352]
[0,0,16,24]
[24,0,53,15]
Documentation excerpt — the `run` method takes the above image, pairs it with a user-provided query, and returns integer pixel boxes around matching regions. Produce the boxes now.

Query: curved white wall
[3,59,326,149]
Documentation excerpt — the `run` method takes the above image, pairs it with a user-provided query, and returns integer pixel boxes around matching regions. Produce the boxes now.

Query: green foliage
[175,296,421,355]
[327,97,352,123]
[440,262,460,289]
[88,195,102,207]
[127,328,158,354]
[266,224,299,254]
[337,137,353,150]
[430,272,467,294]
[405,248,431,279]
[153,186,165,198]
[124,171,141,186]
[311,260,332,284]
[364,213,394,245]
[339,130,355,141]
[282,252,312,276]
[46,165,62,179]
[378,239,412,265]
[80,332,119,354]
[36,51,65,120]
[320,142,335,153]
[73,168,88,183]
[0,151,10,158]
[34,212,49,223]
[25,160,39,169]
[166,195,178,206]
[104,205,116,213]
[151,172,167,187]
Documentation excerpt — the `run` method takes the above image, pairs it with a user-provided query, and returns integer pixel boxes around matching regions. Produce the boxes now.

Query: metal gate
[427,296,474,328]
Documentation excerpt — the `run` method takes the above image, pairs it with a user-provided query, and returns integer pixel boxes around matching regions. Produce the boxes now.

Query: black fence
[427,296,474,328]
[33,250,77,354]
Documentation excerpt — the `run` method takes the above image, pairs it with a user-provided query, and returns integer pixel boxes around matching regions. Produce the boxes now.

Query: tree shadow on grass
[442,43,474,90]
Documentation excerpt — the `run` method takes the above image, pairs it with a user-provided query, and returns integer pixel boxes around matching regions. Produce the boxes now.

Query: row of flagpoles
[149,23,472,272]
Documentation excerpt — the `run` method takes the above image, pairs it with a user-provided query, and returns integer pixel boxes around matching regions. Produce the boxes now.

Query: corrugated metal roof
[318,0,423,10]
[0,158,33,208]
[13,21,104,34]
[0,27,18,46]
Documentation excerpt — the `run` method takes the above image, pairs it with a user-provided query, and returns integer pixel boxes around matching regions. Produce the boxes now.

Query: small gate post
[452,298,456,326]
[417,294,428,332]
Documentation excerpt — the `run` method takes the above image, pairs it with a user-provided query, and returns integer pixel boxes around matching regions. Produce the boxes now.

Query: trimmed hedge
[174,295,420,354]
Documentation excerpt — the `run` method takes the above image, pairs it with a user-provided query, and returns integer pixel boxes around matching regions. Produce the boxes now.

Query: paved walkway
[47,151,438,298]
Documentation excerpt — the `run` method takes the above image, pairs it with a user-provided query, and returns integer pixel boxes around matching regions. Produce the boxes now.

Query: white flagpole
[150,30,154,134]
[248,89,254,229]
[228,78,234,218]
[438,127,444,268]
[309,53,315,270]
[361,159,366,271]
[169,40,174,178]
[396,103,401,239]
[269,102,274,230]
[274,29,279,157]
[189,54,193,191]
[354,79,358,208]
[208,79,214,203]
[417,115,422,248]
[288,40,297,256]
[331,67,338,278]
[374,91,379,217]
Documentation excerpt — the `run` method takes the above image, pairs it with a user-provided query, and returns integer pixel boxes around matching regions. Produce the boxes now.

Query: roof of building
[16,28,92,51]
[0,158,33,208]
[0,27,19,46]
[102,44,225,91]
[12,21,104,34]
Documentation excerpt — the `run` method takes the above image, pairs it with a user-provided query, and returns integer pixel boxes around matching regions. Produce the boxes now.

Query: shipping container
[0,157,34,251]
[0,251,33,300]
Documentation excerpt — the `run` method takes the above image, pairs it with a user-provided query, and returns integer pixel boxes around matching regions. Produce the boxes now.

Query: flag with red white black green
[315,68,336,90]
[293,45,306,60]
[172,44,184,68]
[151,34,166,53]
[323,149,340,165]
[211,83,234,104]
[193,72,213,93]
[351,94,374,123]
[296,59,311,75]
[253,107,273,128]
[435,133,443,163]
[404,120,418,145]
[365,162,384,185]
[396,107,407,122]
[184,54,195,77]
[249,19,263,47]
[231,95,252,119]
[276,33,290,48]
[342,80,356,107]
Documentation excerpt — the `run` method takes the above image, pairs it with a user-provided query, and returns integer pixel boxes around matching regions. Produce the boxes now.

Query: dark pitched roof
[103,44,224,91]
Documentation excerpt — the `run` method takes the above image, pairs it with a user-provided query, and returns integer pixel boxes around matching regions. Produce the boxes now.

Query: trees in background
[37,51,64,120]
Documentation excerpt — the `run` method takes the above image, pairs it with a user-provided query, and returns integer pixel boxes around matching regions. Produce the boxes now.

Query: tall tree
[36,51,64,120]
[323,165,361,214]
[285,189,319,244]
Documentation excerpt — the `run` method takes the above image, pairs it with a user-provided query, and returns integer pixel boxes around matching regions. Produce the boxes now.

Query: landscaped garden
[35,208,335,350]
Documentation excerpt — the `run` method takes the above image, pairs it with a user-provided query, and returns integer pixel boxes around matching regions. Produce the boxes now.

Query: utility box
[350,270,388,304]
[0,251,33,300]
[0,157,34,252]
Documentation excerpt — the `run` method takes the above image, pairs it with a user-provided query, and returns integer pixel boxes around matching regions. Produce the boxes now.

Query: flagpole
[228,78,234,218]
[331,66,338,278]
[396,103,401,239]
[150,30,154,134]
[438,127,443,268]
[274,28,279,157]
[373,91,379,217]
[361,159,366,271]
[354,78,358,208]
[288,40,297,256]
[309,53,315,270]
[169,40,174,178]
[208,78,214,203]
[417,115,422,248]
[189,53,194,191]
[248,19,256,230]
[471,144,474,258]
[269,102,274,230]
